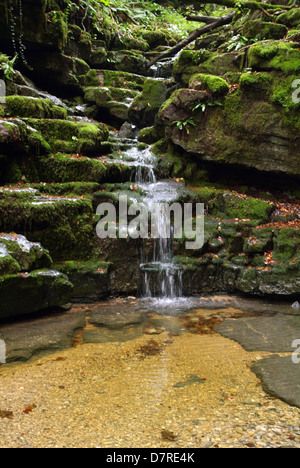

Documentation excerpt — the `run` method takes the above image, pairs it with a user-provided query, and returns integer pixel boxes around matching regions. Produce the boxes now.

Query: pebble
[0,333,299,448]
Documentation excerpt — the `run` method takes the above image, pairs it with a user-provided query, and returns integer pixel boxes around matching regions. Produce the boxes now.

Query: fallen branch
[147,12,235,68]
[188,0,295,11]
[186,15,219,24]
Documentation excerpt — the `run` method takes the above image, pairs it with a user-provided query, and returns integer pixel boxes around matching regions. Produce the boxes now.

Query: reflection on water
[0,294,296,364]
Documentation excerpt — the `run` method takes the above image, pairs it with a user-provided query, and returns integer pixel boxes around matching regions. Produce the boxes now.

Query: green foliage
[171,117,196,133]
[192,100,223,113]
[226,34,253,52]
[0,54,18,80]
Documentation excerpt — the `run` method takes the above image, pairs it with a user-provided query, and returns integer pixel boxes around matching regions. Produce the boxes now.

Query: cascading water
[122,142,184,300]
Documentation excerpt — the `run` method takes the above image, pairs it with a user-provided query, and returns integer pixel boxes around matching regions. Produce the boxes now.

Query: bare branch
[147,13,235,69]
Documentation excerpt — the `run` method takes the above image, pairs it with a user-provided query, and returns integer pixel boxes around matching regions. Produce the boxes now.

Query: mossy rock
[161,82,300,177]
[31,182,100,197]
[0,119,51,155]
[35,152,131,186]
[0,270,73,320]
[175,51,244,85]
[5,96,67,120]
[114,36,149,52]
[24,119,109,155]
[248,41,300,74]
[242,20,288,41]
[0,193,97,261]
[135,28,177,48]
[276,8,300,28]
[107,50,148,75]
[158,88,211,126]
[273,228,300,262]
[215,191,274,222]
[239,72,273,92]
[270,74,300,110]
[53,260,111,301]
[138,125,165,144]
[189,73,229,97]
[84,87,112,106]
[129,78,168,126]
[243,228,274,255]
[97,70,146,91]
[0,248,21,275]
[0,233,52,272]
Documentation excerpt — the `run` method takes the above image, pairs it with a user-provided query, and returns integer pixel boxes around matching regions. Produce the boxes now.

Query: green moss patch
[189,73,229,97]
[5,96,67,120]
[248,41,300,74]
[242,20,287,41]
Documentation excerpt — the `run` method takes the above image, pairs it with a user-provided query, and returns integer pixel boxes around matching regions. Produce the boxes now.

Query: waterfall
[124,143,184,300]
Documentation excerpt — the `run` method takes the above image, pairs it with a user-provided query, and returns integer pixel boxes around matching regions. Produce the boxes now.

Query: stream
[0,66,300,449]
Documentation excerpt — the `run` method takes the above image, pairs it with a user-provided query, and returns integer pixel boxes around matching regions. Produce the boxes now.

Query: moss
[138,126,165,144]
[273,228,300,262]
[107,50,148,75]
[271,74,300,110]
[197,52,245,78]
[0,234,52,271]
[135,28,177,48]
[34,152,131,185]
[0,194,97,261]
[25,119,109,155]
[242,20,288,40]
[276,8,300,28]
[79,69,100,87]
[243,228,274,255]
[0,253,21,275]
[189,73,229,97]
[97,70,146,91]
[248,41,300,74]
[215,191,274,222]
[54,260,110,276]
[173,50,212,76]
[110,87,138,102]
[114,36,149,52]
[47,16,68,50]
[5,96,67,120]
[84,86,138,108]
[31,182,100,196]
[129,78,168,126]
[239,72,273,92]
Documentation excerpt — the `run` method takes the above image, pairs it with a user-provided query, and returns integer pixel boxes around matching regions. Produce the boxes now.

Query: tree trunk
[147,12,235,68]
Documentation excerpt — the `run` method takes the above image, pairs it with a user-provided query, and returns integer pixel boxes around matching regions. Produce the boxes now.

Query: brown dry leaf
[23,405,36,414]
[161,429,177,441]
[0,410,13,419]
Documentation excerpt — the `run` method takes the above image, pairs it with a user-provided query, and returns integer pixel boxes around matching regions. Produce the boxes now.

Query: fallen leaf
[161,429,177,441]
[0,410,13,419]
[23,405,36,415]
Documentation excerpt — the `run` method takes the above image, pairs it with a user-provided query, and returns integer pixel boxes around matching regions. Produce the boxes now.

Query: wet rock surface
[216,314,300,352]
[252,355,300,409]
[0,309,85,362]
[216,308,300,408]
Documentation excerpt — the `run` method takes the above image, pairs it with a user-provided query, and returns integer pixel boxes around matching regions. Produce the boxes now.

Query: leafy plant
[171,117,196,133]
[0,54,18,80]
[192,100,223,113]
[226,34,249,52]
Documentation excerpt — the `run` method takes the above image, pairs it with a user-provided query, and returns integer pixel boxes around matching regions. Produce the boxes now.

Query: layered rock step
[0,232,72,319]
